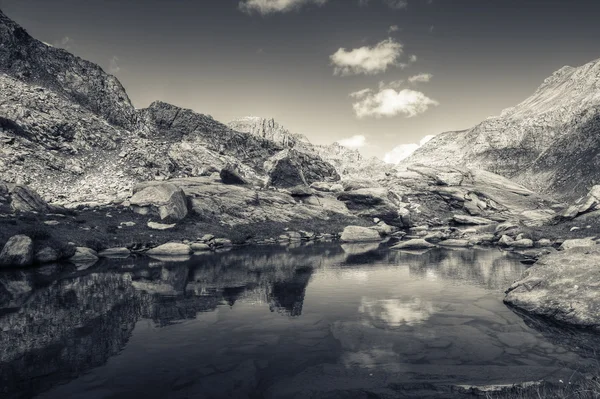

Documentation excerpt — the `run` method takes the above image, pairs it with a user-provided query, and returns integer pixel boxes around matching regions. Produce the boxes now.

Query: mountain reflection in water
[0,244,595,399]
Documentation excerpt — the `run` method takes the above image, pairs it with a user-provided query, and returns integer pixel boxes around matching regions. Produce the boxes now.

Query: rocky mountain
[229,117,393,180]
[403,59,600,200]
[0,10,339,204]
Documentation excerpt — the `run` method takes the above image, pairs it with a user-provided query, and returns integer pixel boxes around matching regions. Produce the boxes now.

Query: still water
[0,243,596,398]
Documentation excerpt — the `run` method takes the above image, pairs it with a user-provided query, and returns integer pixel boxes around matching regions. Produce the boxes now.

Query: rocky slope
[229,117,393,180]
[0,10,339,204]
[403,59,600,200]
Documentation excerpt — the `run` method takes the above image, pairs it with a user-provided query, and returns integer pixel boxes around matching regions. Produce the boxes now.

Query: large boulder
[0,235,33,267]
[505,247,600,330]
[9,185,52,213]
[130,182,188,220]
[559,237,597,251]
[337,188,401,225]
[265,149,339,188]
[340,226,381,243]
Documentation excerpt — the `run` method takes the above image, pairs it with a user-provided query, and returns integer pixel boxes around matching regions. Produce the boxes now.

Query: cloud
[384,134,435,164]
[108,56,120,74]
[408,73,432,84]
[330,38,403,76]
[337,135,367,148]
[239,0,327,14]
[351,86,438,118]
[388,24,399,33]
[384,0,408,9]
[409,54,417,63]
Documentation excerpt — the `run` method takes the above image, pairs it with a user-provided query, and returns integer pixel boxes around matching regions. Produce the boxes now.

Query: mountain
[0,9,339,204]
[403,59,600,199]
[229,117,393,180]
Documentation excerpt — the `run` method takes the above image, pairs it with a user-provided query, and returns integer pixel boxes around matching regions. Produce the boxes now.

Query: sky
[2,0,600,162]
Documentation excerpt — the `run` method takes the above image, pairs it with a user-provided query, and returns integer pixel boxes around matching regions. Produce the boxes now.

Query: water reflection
[0,244,594,398]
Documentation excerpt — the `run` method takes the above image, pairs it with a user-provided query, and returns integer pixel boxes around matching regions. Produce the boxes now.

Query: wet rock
[498,235,515,246]
[69,247,99,267]
[340,226,381,242]
[146,243,192,256]
[130,182,188,220]
[559,237,596,251]
[0,235,34,267]
[98,247,130,258]
[213,238,233,248]
[391,239,436,250]
[505,247,600,330]
[467,234,496,245]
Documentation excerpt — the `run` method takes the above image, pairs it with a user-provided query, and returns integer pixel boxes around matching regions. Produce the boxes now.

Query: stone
[34,247,60,263]
[498,235,514,246]
[0,235,34,267]
[438,239,472,247]
[146,243,192,256]
[390,239,436,250]
[201,234,215,242]
[536,239,552,247]
[467,234,496,245]
[453,214,493,225]
[371,221,397,236]
[520,209,556,227]
[69,247,99,264]
[43,220,60,226]
[9,185,52,213]
[98,247,130,258]
[213,238,233,248]
[340,226,381,243]
[559,237,596,251]
[495,222,519,234]
[130,183,188,220]
[220,164,248,185]
[510,239,534,249]
[505,247,600,330]
[147,221,177,230]
[191,243,211,252]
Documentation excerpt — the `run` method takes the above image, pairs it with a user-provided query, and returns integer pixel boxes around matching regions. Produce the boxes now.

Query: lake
[0,243,596,398]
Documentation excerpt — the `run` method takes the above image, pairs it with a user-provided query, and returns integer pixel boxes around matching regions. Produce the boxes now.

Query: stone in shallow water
[146,243,192,256]
[0,235,33,267]
[390,239,436,250]
[340,226,381,243]
[98,247,130,258]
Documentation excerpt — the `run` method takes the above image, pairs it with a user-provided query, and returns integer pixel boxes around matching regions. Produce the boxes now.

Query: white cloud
[408,73,433,84]
[351,87,438,118]
[409,54,417,63]
[378,79,404,90]
[53,36,73,50]
[330,38,403,76]
[337,135,367,148]
[384,134,435,164]
[388,24,399,33]
[109,56,120,74]
[239,0,327,14]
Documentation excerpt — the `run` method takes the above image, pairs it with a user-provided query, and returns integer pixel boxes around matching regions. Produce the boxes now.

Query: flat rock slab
[146,243,192,256]
[559,237,596,251]
[98,247,131,258]
[505,247,600,330]
[340,226,381,243]
[391,239,436,250]
[453,215,494,225]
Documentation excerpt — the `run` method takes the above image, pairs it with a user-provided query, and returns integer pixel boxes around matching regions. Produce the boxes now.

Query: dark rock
[0,235,34,267]
[220,164,248,185]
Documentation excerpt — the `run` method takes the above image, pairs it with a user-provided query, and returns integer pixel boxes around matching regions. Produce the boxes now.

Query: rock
[536,239,552,247]
[213,238,233,248]
[201,234,215,242]
[495,222,519,234]
[43,220,60,226]
[69,247,99,264]
[337,188,400,224]
[467,234,496,245]
[438,239,472,247]
[498,235,514,246]
[510,239,534,249]
[266,149,338,188]
[190,243,211,252]
[9,185,52,213]
[146,243,192,256]
[453,214,493,225]
[559,237,596,251]
[371,221,397,236]
[520,209,556,227]
[288,185,313,197]
[0,235,34,267]
[340,226,381,243]
[220,164,248,185]
[34,247,60,263]
[147,221,177,230]
[310,182,342,193]
[98,247,130,258]
[121,221,136,227]
[423,231,447,243]
[390,239,436,250]
[505,247,600,330]
[130,182,188,220]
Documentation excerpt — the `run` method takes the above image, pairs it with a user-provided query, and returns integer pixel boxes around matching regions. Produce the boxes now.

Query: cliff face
[0,10,136,130]
[403,59,600,199]
[0,10,340,204]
